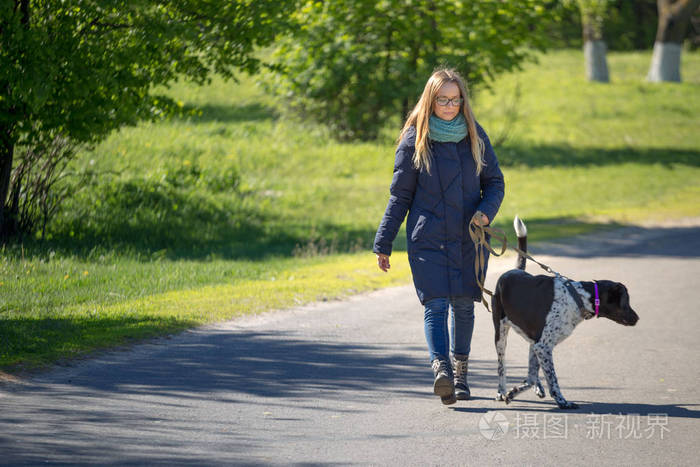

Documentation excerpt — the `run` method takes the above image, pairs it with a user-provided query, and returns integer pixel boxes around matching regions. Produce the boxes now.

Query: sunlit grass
[1,252,411,368]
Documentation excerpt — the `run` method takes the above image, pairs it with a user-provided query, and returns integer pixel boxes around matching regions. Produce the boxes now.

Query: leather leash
[468,212,575,313]
[468,212,506,313]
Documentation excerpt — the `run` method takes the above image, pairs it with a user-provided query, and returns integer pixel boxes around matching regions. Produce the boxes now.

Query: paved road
[1,222,699,466]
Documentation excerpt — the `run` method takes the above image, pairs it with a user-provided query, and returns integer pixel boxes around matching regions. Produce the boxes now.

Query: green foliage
[604,0,658,50]
[0,0,296,146]
[568,0,612,39]
[540,1,661,51]
[0,0,296,239]
[270,0,561,140]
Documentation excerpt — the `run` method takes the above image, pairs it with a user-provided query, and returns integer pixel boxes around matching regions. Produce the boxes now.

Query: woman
[373,68,505,405]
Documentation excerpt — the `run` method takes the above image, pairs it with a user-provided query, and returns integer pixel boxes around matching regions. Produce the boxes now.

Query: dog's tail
[514,215,527,270]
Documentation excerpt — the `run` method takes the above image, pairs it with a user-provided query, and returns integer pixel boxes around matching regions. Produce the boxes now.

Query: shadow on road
[10,330,519,401]
[451,400,700,419]
[572,401,700,418]
[8,328,697,422]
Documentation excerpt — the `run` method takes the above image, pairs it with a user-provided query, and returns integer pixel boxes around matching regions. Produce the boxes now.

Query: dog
[492,216,639,409]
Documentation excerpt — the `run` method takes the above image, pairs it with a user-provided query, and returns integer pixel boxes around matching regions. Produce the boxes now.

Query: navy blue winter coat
[373,123,505,304]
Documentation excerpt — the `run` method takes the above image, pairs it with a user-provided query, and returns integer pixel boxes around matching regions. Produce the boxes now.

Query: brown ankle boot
[452,354,470,400]
[431,358,456,405]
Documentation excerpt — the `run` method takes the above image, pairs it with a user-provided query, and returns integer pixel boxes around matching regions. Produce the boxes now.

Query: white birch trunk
[647,41,682,82]
[584,40,609,82]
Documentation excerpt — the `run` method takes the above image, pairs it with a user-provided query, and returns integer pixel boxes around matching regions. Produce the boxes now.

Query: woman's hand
[472,212,489,226]
[376,253,390,272]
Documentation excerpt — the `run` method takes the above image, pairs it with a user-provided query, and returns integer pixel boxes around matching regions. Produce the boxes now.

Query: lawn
[1,49,698,370]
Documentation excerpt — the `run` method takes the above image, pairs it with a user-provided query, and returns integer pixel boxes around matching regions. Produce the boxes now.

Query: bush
[270,0,561,140]
[6,133,96,240]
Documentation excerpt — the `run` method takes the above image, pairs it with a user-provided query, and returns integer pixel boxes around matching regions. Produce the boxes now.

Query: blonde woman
[373,68,504,405]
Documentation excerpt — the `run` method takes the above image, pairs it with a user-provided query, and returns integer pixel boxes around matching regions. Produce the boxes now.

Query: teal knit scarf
[429,113,467,143]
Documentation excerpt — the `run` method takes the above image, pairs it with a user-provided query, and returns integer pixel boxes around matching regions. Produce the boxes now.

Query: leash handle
[468,212,507,258]
[469,212,508,313]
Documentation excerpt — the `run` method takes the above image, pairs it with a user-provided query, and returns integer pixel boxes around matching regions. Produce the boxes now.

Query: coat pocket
[411,214,429,242]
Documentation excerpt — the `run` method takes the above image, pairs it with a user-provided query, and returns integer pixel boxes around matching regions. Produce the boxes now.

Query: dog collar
[594,281,600,318]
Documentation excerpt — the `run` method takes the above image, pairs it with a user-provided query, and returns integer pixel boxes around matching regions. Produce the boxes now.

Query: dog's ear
[606,283,629,308]
[618,284,630,309]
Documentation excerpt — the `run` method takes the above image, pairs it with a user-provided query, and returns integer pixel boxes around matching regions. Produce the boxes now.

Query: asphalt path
[1,221,699,466]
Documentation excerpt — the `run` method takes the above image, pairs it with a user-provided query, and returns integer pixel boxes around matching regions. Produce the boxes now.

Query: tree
[606,0,658,51]
[271,0,560,140]
[0,0,295,238]
[566,0,612,82]
[647,0,700,82]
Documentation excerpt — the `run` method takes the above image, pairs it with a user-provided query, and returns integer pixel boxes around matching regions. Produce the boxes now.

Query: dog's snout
[625,309,639,326]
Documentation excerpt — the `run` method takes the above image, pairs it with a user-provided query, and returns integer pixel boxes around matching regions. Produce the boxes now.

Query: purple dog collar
[594,281,600,318]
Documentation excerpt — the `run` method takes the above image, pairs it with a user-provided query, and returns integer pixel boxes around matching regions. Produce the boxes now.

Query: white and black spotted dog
[492,216,639,409]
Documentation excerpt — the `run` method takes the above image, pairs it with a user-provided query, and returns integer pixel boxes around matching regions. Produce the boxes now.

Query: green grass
[475,50,700,224]
[0,253,412,368]
[2,49,699,371]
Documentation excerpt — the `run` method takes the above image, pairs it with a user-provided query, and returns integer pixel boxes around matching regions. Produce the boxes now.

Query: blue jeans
[424,297,475,362]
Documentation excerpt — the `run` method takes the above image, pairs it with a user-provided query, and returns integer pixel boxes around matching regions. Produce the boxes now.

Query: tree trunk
[403,40,420,121]
[1,0,29,238]
[0,128,15,238]
[582,13,609,82]
[584,40,610,82]
[648,0,700,82]
[648,41,683,81]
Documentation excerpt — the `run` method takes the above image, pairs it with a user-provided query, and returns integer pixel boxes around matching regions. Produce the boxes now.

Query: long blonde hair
[398,68,485,175]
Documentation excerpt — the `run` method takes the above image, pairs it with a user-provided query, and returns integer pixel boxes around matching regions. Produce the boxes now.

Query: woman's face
[432,81,462,121]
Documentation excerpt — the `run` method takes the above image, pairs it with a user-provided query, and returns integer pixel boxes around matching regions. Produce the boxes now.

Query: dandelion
[64,274,69,280]
[183,160,191,166]
[83,270,89,276]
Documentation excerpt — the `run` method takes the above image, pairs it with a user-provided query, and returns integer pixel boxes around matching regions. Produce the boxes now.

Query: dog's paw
[557,401,579,410]
[534,383,545,398]
[495,393,507,402]
[506,387,519,402]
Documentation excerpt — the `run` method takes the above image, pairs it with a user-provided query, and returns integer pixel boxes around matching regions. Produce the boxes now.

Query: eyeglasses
[435,96,464,107]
